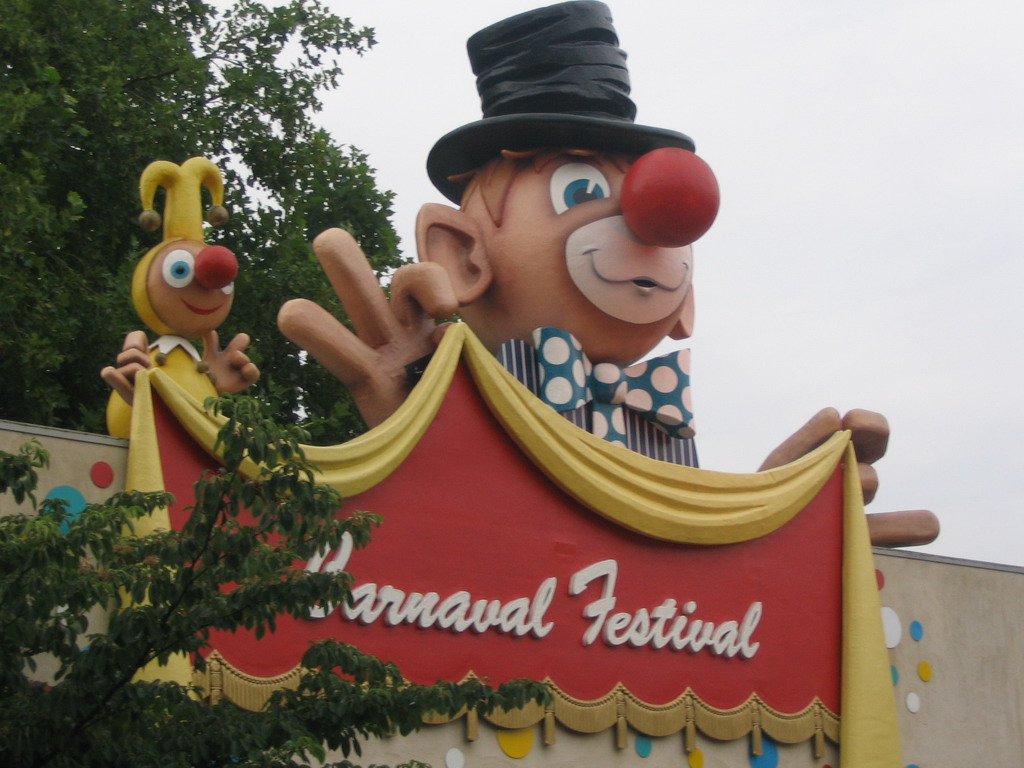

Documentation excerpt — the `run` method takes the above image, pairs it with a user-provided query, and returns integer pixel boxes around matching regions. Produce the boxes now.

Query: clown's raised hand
[278,228,458,427]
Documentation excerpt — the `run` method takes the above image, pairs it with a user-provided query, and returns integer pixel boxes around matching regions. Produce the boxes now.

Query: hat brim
[427,114,696,203]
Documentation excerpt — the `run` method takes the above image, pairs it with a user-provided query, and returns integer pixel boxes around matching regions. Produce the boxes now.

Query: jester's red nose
[620,148,720,248]
[194,245,238,289]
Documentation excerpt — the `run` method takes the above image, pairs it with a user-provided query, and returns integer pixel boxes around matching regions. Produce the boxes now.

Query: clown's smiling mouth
[584,248,683,292]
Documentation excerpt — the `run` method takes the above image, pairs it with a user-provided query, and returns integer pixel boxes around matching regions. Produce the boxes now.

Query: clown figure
[278,1,938,544]
[102,158,259,438]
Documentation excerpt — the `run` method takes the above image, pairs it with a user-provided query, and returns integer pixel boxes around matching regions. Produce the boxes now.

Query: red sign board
[157,365,843,716]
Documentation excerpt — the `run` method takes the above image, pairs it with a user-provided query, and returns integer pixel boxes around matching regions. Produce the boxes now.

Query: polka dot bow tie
[532,327,694,443]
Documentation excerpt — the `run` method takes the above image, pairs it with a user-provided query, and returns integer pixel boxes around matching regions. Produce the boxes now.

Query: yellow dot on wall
[918,661,933,682]
[497,727,534,759]
[687,749,704,768]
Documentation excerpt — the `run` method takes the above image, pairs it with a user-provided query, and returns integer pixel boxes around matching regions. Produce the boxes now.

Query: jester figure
[102,157,259,438]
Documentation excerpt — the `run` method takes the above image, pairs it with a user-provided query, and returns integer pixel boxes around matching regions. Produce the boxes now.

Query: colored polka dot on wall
[909,620,924,641]
[635,735,652,758]
[875,569,885,590]
[748,736,779,767]
[496,727,533,759]
[45,485,88,533]
[687,748,704,768]
[90,461,114,489]
[918,661,932,682]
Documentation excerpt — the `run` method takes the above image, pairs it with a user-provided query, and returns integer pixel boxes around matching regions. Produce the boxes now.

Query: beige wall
[0,421,126,682]
[876,549,1024,765]
[0,419,127,518]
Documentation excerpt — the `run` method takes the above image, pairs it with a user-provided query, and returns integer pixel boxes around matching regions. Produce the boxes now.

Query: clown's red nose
[194,245,238,289]
[620,148,720,248]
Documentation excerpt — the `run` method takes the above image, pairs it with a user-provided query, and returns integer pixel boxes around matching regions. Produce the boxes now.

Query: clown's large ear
[668,286,695,340]
[415,203,492,305]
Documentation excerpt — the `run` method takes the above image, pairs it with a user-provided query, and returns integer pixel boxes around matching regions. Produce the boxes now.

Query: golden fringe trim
[193,652,302,712]
[193,655,838,751]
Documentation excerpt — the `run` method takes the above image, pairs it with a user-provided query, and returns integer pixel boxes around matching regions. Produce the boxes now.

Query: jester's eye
[161,249,195,288]
[550,163,611,214]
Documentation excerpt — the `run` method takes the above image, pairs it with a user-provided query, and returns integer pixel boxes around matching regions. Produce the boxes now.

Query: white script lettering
[568,559,761,658]
[306,542,761,658]
[306,533,554,639]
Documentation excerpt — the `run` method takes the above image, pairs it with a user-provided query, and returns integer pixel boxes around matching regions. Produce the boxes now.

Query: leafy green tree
[0,0,401,440]
[0,396,548,768]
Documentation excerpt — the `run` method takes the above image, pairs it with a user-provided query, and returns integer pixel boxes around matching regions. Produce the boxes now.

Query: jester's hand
[100,330,152,406]
[201,331,260,393]
[278,228,458,428]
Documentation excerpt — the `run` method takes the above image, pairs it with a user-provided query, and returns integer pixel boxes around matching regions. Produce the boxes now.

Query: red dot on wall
[90,461,114,489]
[875,569,885,590]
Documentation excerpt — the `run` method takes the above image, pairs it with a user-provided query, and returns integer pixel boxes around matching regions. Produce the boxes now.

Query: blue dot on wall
[891,665,899,685]
[635,735,652,758]
[749,736,778,768]
[909,621,924,641]
[45,486,87,533]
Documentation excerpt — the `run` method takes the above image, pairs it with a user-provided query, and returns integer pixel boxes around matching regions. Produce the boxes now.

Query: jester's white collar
[150,335,201,363]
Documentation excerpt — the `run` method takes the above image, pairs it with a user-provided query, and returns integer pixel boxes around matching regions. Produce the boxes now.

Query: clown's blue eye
[550,162,611,214]
[161,249,195,288]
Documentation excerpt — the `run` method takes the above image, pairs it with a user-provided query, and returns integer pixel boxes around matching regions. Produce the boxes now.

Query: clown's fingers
[278,298,380,392]
[867,509,940,548]
[842,409,889,466]
[312,228,397,348]
[279,297,422,428]
[389,262,459,328]
[758,407,842,472]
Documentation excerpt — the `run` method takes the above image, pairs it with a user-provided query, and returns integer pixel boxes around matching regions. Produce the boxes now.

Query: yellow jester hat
[131,158,229,336]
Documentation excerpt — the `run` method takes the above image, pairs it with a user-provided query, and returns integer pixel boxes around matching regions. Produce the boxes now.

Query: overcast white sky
[310,0,1024,566]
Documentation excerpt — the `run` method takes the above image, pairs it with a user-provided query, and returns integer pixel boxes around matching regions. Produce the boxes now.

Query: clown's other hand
[757,408,937,548]
[100,330,151,406]
[278,228,458,427]
[201,331,260,393]
[759,408,888,503]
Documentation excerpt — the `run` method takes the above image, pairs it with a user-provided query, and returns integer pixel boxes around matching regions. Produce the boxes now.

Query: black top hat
[427,1,696,203]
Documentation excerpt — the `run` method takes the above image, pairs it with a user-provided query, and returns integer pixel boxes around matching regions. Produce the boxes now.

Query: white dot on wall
[906,692,921,714]
[881,606,902,649]
[445,747,465,768]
